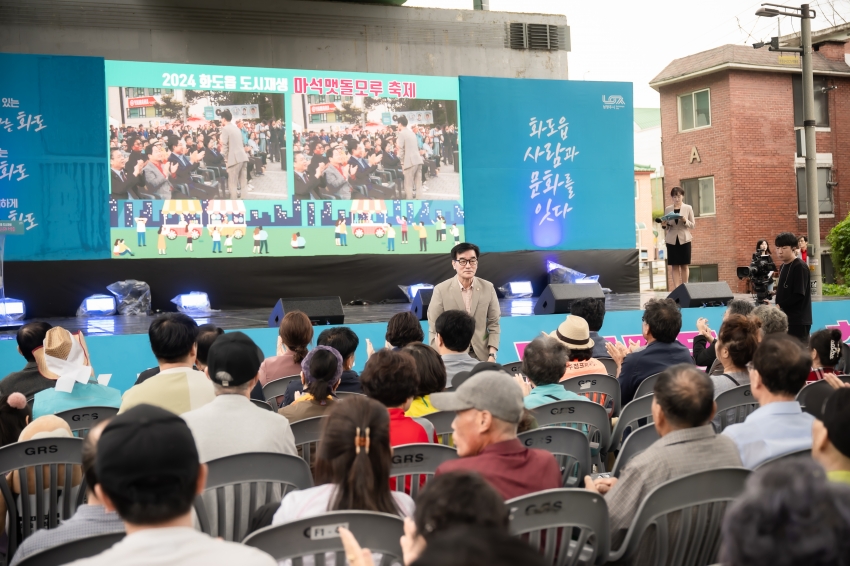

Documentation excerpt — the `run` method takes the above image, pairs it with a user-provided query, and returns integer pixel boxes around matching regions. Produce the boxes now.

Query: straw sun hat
[32,327,94,381]
[548,315,594,350]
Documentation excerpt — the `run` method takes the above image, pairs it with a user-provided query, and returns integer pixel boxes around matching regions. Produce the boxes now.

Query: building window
[792,76,829,127]
[307,95,326,104]
[125,87,147,97]
[164,89,174,95]
[796,167,833,214]
[154,107,163,117]
[310,113,328,124]
[127,108,144,118]
[329,95,342,102]
[689,264,719,282]
[678,89,711,131]
[343,96,353,103]
[680,176,715,217]
[149,88,161,96]
[636,222,646,248]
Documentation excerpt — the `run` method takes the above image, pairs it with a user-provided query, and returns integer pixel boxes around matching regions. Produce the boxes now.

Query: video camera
[737,257,774,304]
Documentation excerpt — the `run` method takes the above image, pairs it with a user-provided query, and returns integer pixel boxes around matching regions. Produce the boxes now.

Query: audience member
[693,299,754,367]
[119,314,214,415]
[361,349,436,445]
[550,315,607,379]
[811,388,850,486]
[279,346,341,423]
[433,310,478,386]
[282,326,361,406]
[67,405,275,565]
[386,311,425,349]
[31,328,122,419]
[399,471,509,565]
[431,371,561,499]
[182,332,296,463]
[0,322,54,398]
[585,364,742,548]
[720,459,850,566]
[11,420,123,566]
[569,298,609,359]
[606,298,694,405]
[711,314,760,397]
[400,526,548,566]
[271,396,414,525]
[193,324,223,372]
[808,328,843,383]
[723,334,814,469]
[752,304,788,336]
[513,336,588,409]
[0,393,31,447]
[403,343,447,417]
[259,311,313,387]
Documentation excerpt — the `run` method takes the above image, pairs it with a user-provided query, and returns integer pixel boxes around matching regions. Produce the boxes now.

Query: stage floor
[5,291,842,339]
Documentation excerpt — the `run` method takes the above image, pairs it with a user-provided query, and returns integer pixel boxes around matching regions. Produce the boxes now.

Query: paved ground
[419,166,460,200]
[243,160,288,200]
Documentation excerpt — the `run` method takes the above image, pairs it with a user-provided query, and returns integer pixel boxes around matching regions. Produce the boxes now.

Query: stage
[4,292,850,397]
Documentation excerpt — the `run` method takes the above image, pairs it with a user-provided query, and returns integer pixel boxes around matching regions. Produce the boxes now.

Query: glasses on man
[454,259,478,267]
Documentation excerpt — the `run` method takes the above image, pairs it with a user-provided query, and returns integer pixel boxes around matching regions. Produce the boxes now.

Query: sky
[404,0,850,107]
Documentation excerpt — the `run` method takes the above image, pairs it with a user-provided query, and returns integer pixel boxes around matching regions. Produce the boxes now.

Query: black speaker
[410,289,434,321]
[533,283,604,315]
[667,282,733,308]
[268,296,345,327]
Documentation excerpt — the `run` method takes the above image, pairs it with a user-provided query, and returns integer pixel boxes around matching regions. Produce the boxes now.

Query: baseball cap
[96,404,199,498]
[430,370,524,424]
[206,331,263,387]
[813,387,850,459]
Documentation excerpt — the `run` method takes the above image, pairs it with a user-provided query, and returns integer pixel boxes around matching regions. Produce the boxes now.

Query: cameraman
[751,239,777,297]
[775,232,812,341]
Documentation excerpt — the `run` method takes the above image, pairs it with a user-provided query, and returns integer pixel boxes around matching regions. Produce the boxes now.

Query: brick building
[650,30,850,292]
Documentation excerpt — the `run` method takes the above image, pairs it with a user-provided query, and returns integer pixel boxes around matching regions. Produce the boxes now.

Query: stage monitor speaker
[667,282,733,308]
[533,283,604,315]
[268,296,344,327]
[410,289,434,321]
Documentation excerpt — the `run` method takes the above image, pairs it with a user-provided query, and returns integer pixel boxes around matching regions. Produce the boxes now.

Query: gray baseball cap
[430,370,524,424]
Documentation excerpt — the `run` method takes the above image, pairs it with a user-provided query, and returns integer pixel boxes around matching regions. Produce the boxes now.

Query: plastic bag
[107,280,151,315]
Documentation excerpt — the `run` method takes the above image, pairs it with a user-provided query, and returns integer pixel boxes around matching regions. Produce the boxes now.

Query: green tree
[336,101,362,125]
[154,94,185,119]
[827,213,850,284]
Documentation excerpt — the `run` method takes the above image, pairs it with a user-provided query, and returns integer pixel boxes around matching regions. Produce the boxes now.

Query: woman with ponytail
[711,314,761,398]
[279,346,342,424]
[272,395,414,523]
[808,328,843,383]
[258,310,313,387]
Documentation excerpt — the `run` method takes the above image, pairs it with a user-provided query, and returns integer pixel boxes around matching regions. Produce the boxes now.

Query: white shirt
[182,394,297,463]
[272,484,414,525]
[135,219,146,232]
[65,526,275,566]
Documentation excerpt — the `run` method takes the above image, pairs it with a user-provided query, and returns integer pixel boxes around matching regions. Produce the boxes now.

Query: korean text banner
[0,53,109,261]
[106,60,463,260]
[459,76,635,252]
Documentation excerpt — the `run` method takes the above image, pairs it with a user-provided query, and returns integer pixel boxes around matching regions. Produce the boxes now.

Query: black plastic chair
[610,424,660,478]
[0,437,86,559]
[243,510,404,565]
[194,452,313,542]
[16,532,124,566]
[608,394,655,454]
[797,376,850,415]
[54,406,119,439]
[713,384,758,432]
[560,374,622,418]
[633,372,662,400]
[518,427,591,488]
[389,443,458,498]
[607,467,751,566]
[291,416,327,465]
[262,375,301,411]
[507,489,610,566]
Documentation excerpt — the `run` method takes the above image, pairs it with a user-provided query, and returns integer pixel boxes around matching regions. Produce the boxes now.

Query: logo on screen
[602,95,625,110]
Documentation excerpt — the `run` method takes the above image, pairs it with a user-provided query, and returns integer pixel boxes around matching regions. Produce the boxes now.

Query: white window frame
[681,175,716,218]
[677,88,711,132]
[794,153,835,218]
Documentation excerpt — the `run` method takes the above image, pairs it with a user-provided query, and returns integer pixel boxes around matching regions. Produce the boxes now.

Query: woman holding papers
[660,186,695,289]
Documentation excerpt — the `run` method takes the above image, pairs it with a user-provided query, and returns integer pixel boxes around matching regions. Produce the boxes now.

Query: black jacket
[110,168,141,200]
[692,334,717,367]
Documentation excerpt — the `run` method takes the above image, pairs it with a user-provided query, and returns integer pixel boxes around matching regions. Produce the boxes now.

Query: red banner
[309,103,337,114]
[127,96,156,108]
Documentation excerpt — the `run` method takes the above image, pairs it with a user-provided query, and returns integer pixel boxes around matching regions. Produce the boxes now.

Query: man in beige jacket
[395,115,423,200]
[219,110,248,199]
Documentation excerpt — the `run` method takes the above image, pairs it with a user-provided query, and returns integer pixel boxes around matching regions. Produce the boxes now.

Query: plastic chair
[503,361,523,375]
[518,427,591,488]
[54,406,119,439]
[713,384,758,432]
[532,400,612,470]
[707,359,724,376]
[560,374,622,418]
[633,372,662,400]
[194,452,313,542]
[243,510,405,565]
[0,437,86,559]
[251,399,274,411]
[507,489,610,566]
[598,357,617,377]
[422,411,456,446]
[16,532,125,566]
[754,448,812,470]
[608,394,655,454]
[262,375,301,411]
[389,443,458,498]
[608,467,751,566]
[798,376,850,415]
[291,416,327,465]
[610,424,660,478]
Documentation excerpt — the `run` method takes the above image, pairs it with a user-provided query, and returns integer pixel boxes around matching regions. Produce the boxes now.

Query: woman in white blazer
[661,186,695,288]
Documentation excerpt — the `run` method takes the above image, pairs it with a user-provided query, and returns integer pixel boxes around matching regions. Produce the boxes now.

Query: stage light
[498,281,533,299]
[0,298,25,322]
[78,294,117,317]
[510,299,534,316]
[399,284,434,303]
[172,292,211,313]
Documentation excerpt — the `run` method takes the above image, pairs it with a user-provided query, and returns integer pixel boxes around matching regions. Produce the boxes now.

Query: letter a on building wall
[689,146,701,164]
